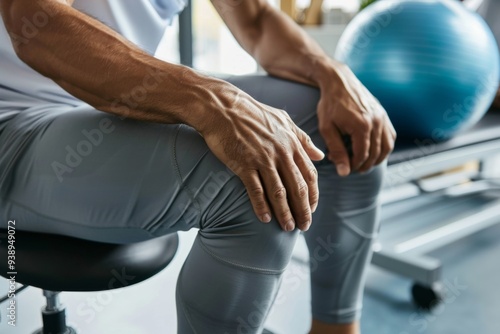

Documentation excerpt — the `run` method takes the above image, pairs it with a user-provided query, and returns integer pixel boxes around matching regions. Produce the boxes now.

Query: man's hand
[316,60,396,176]
[212,1,395,176]
[196,84,324,232]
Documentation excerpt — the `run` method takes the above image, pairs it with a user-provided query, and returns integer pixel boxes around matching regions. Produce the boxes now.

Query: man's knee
[200,185,299,273]
[317,162,385,211]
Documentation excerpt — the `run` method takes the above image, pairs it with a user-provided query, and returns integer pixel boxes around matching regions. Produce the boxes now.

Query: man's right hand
[196,84,324,232]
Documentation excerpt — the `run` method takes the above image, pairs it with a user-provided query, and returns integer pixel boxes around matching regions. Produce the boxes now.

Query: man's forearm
[215,1,335,89]
[0,0,231,131]
[250,7,335,88]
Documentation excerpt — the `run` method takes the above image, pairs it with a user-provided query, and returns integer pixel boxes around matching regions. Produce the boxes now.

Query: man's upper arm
[211,0,265,26]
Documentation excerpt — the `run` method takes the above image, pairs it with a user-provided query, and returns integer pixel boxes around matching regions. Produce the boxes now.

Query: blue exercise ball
[335,0,500,141]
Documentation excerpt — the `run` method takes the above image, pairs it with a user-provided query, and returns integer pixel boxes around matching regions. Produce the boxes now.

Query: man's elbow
[1,0,19,33]
[1,1,35,57]
[1,0,61,63]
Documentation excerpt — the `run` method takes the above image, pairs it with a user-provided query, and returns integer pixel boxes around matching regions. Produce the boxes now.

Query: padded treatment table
[372,110,500,307]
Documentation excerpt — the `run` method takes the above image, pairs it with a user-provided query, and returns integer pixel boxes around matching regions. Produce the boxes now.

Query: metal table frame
[373,135,500,290]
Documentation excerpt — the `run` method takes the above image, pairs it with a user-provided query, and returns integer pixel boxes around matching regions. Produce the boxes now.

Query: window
[156,0,362,73]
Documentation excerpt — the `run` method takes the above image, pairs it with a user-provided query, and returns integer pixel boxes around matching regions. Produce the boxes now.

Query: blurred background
[2,1,499,334]
[156,0,361,74]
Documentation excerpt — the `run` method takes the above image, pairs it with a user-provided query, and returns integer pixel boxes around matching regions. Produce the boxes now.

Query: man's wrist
[308,55,345,91]
[170,71,240,134]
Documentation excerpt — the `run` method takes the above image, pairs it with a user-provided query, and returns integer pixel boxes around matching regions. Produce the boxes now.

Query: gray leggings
[0,75,384,333]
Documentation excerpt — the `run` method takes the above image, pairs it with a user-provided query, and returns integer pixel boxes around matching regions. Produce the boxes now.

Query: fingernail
[261,213,271,223]
[337,164,350,176]
[311,202,318,213]
[315,147,325,158]
[285,220,295,232]
[302,221,311,232]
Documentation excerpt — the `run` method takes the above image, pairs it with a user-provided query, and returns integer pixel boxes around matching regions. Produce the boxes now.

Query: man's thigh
[0,103,229,243]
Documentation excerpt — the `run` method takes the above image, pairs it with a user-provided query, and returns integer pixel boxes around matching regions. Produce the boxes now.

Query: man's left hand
[316,59,397,176]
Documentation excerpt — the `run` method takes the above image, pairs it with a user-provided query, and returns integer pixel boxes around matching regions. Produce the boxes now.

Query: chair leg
[33,290,76,334]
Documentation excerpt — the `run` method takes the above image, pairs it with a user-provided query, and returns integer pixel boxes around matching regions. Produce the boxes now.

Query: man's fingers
[375,116,396,165]
[280,157,312,231]
[293,144,319,216]
[260,168,296,232]
[239,170,272,223]
[320,125,351,176]
[295,127,324,161]
[375,127,395,165]
[358,117,383,172]
[387,114,397,140]
[350,119,372,170]
[289,126,320,219]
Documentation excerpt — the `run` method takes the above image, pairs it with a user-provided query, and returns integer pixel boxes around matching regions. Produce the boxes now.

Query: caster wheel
[411,282,444,310]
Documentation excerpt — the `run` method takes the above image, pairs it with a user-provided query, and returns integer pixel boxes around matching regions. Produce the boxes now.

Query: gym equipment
[373,111,500,310]
[335,0,500,140]
[0,230,178,333]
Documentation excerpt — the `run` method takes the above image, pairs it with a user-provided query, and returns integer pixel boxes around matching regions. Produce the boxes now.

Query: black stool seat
[0,230,178,292]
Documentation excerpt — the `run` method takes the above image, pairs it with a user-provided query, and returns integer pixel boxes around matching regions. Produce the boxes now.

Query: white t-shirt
[0,0,186,120]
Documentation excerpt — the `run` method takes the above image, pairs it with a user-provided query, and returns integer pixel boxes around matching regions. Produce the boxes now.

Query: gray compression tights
[0,75,384,333]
